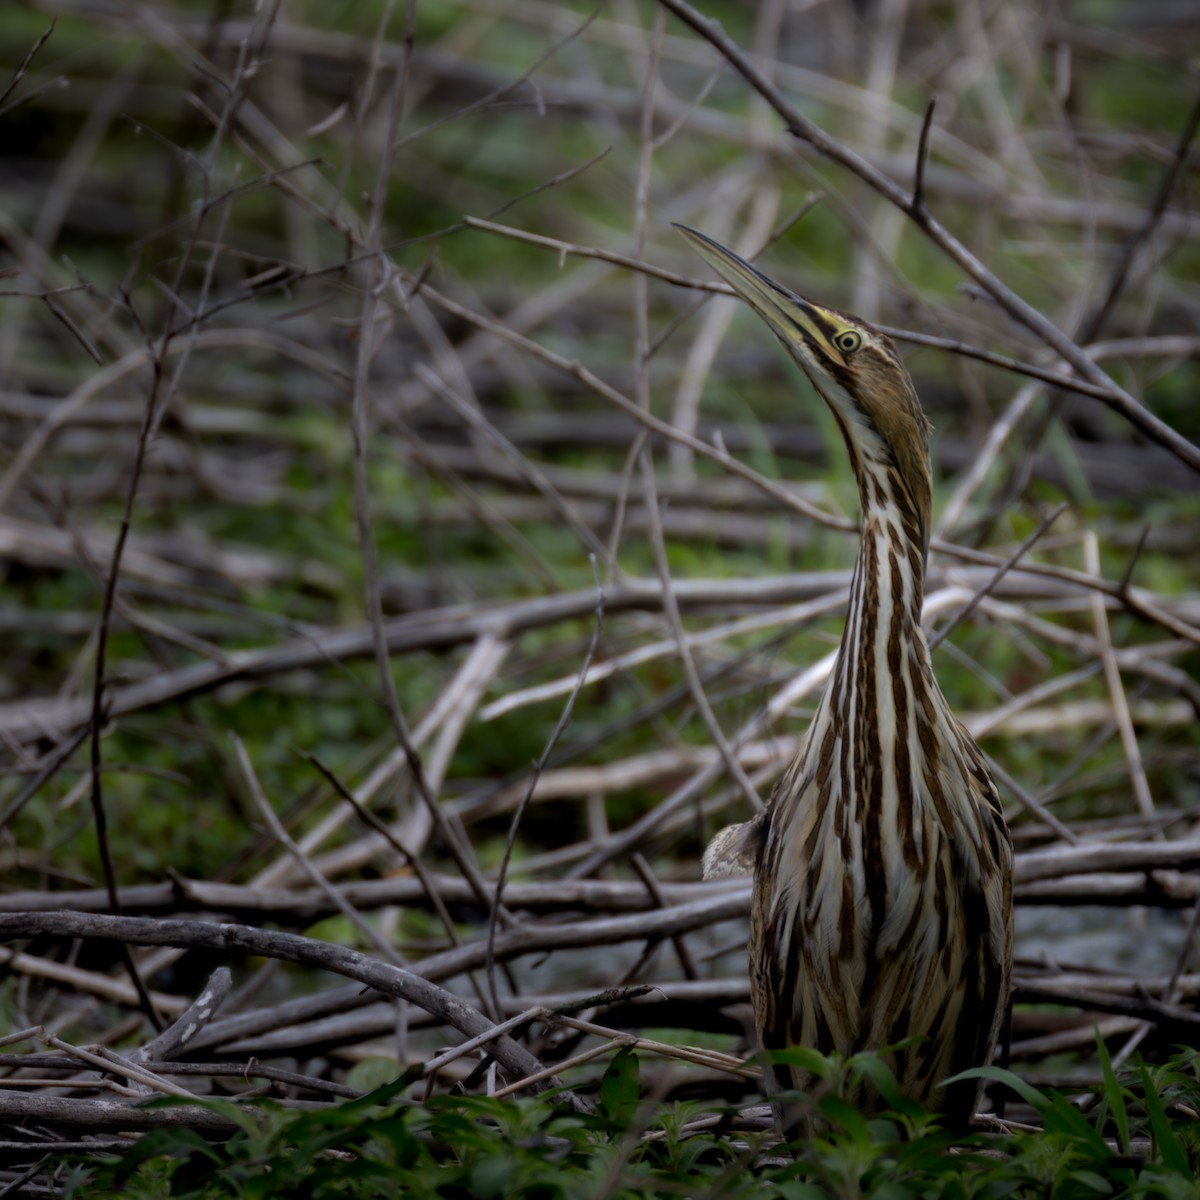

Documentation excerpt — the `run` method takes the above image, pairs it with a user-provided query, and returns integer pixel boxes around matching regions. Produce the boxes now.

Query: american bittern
[679,226,1013,1128]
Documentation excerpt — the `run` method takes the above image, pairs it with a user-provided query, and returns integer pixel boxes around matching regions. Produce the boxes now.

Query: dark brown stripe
[889,546,919,869]
[839,869,856,961]
[858,536,886,954]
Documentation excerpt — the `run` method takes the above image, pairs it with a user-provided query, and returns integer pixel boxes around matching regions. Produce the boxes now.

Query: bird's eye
[835,330,863,354]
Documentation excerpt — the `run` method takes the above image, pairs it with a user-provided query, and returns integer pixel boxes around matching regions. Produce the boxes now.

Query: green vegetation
[64,1050,1200,1199]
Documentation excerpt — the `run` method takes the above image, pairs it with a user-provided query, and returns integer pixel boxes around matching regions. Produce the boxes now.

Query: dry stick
[1000,89,1200,524]
[0,1091,266,1135]
[1084,86,1200,350]
[231,734,404,966]
[485,561,606,1019]
[416,280,850,534]
[462,216,727,292]
[421,1005,553,1085]
[413,278,1200,649]
[491,1039,622,1100]
[0,724,89,831]
[464,215,1141,408]
[261,633,510,890]
[0,1027,43,1050]
[79,3,285,1032]
[936,378,1041,540]
[41,1034,196,1101]
[1083,531,1154,820]
[4,568,1193,747]
[0,20,55,110]
[0,874,740,920]
[82,283,167,1035]
[1016,872,1200,907]
[1117,525,1152,600]
[1014,839,1200,884]
[630,853,698,981]
[42,294,103,364]
[491,1009,754,1104]
[631,23,763,817]
[347,113,497,925]
[0,1056,365,1100]
[6,850,1199,923]
[127,967,232,1068]
[979,699,1190,738]
[1012,980,1200,1039]
[0,944,189,1014]
[300,750,484,990]
[927,501,1068,652]
[984,755,1078,846]
[414,362,607,563]
[480,589,849,722]
[0,910,586,1111]
[410,891,752,982]
[1110,897,1200,1071]
[877,326,1153,404]
[944,541,1198,647]
[653,0,1200,475]
[910,94,936,218]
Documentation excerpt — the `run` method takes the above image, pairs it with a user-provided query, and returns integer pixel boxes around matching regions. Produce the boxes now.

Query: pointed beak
[674,224,832,363]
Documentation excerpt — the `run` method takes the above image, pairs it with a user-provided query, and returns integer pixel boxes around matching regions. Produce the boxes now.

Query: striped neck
[821,457,932,797]
[834,510,926,713]
[836,414,931,574]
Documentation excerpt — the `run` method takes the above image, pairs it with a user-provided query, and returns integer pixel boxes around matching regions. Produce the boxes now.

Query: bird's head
[676,225,932,552]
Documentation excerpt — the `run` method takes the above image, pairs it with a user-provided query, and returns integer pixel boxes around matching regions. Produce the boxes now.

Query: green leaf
[598,1046,639,1127]
[108,1126,223,1185]
[775,1184,830,1200]
[470,1154,518,1199]
[851,1053,924,1122]
[1069,1169,1114,1194]
[1140,1064,1191,1176]
[766,1045,837,1082]
[817,1093,872,1146]
[1094,1031,1130,1156]
[948,1066,1108,1153]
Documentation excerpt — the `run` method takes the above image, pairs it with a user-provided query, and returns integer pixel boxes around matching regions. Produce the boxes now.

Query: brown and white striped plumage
[680,226,1013,1127]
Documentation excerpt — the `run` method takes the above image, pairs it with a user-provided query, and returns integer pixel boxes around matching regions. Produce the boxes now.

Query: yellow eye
[835,330,863,354]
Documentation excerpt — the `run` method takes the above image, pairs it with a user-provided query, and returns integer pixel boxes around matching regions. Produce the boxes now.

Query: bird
[678,224,1013,1130]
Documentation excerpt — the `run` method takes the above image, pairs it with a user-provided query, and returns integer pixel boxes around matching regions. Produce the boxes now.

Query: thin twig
[0,19,56,111]
[485,559,606,1019]
[1084,531,1154,819]
[910,94,937,216]
[928,501,1067,650]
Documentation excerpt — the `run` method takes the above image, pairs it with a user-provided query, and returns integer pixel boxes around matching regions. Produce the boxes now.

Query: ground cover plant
[1,0,1199,1195]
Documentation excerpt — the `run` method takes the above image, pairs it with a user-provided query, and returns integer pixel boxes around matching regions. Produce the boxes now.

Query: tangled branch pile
[1,0,1198,1190]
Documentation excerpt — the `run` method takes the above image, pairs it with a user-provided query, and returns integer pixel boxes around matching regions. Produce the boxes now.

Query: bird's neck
[828,466,931,727]
[842,511,926,677]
